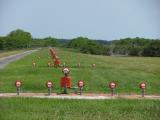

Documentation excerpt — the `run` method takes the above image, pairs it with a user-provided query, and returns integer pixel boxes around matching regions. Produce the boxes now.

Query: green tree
[67,37,89,49]
[67,37,107,55]
[110,37,150,56]
[43,37,59,47]
[0,37,4,50]
[143,40,160,56]
[31,37,59,47]
[7,29,32,49]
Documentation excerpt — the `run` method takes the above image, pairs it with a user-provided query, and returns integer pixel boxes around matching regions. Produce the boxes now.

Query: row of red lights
[32,61,96,67]
[15,81,146,89]
[108,82,146,89]
[15,80,85,88]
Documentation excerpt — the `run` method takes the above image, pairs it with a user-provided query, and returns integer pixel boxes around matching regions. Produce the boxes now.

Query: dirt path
[0,93,160,100]
[0,49,39,69]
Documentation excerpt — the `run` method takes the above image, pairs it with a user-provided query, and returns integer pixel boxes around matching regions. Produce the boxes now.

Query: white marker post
[77,63,81,68]
[32,62,36,68]
[92,64,96,69]
[47,61,51,67]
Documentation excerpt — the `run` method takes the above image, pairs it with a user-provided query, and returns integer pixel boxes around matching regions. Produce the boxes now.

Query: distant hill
[57,39,111,46]
[57,39,70,46]
[95,40,112,46]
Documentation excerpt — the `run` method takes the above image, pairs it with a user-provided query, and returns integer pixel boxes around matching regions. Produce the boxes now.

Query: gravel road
[0,49,39,69]
[0,93,160,100]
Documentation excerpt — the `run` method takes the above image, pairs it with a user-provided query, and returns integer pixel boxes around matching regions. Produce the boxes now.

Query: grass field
[0,48,160,120]
[0,97,160,120]
[0,47,160,94]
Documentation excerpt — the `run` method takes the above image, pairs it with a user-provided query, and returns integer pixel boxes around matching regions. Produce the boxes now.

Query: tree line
[0,29,32,50]
[67,37,107,55]
[67,37,160,57]
[0,29,160,57]
[107,38,160,57]
[0,29,58,50]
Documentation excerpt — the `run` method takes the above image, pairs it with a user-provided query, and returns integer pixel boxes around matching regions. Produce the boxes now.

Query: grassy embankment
[0,48,160,120]
[0,48,160,94]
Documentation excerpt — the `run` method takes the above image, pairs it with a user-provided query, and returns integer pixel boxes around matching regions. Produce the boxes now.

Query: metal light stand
[48,87,51,95]
[63,86,67,94]
[141,89,145,97]
[111,88,115,96]
[17,87,20,95]
[79,87,83,95]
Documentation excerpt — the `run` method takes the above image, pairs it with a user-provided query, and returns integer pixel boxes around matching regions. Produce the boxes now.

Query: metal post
[64,76,67,94]
[17,87,20,95]
[48,88,51,95]
[79,87,82,95]
[141,89,145,97]
[111,88,114,96]
[64,86,67,94]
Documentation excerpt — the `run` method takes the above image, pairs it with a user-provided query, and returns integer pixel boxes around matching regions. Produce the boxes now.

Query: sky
[0,0,160,40]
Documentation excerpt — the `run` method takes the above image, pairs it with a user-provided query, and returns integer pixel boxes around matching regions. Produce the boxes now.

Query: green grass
[0,49,30,58]
[0,47,160,94]
[0,97,160,120]
[0,48,160,119]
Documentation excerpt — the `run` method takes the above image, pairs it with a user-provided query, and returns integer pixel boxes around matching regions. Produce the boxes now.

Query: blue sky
[0,0,160,40]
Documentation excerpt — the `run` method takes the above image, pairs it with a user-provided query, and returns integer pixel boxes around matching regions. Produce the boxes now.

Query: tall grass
[0,97,160,120]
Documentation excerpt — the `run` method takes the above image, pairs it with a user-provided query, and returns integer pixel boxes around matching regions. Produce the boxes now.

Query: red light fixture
[77,80,84,95]
[15,80,22,88]
[46,81,53,95]
[109,82,116,89]
[15,80,22,95]
[108,82,116,96]
[139,82,146,97]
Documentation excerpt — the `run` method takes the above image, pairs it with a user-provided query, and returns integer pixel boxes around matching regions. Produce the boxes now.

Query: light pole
[78,80,84,95]
[15,80,22,95]
[108,82,116,96]
[139,82,146,97]
[46,81,53,95]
